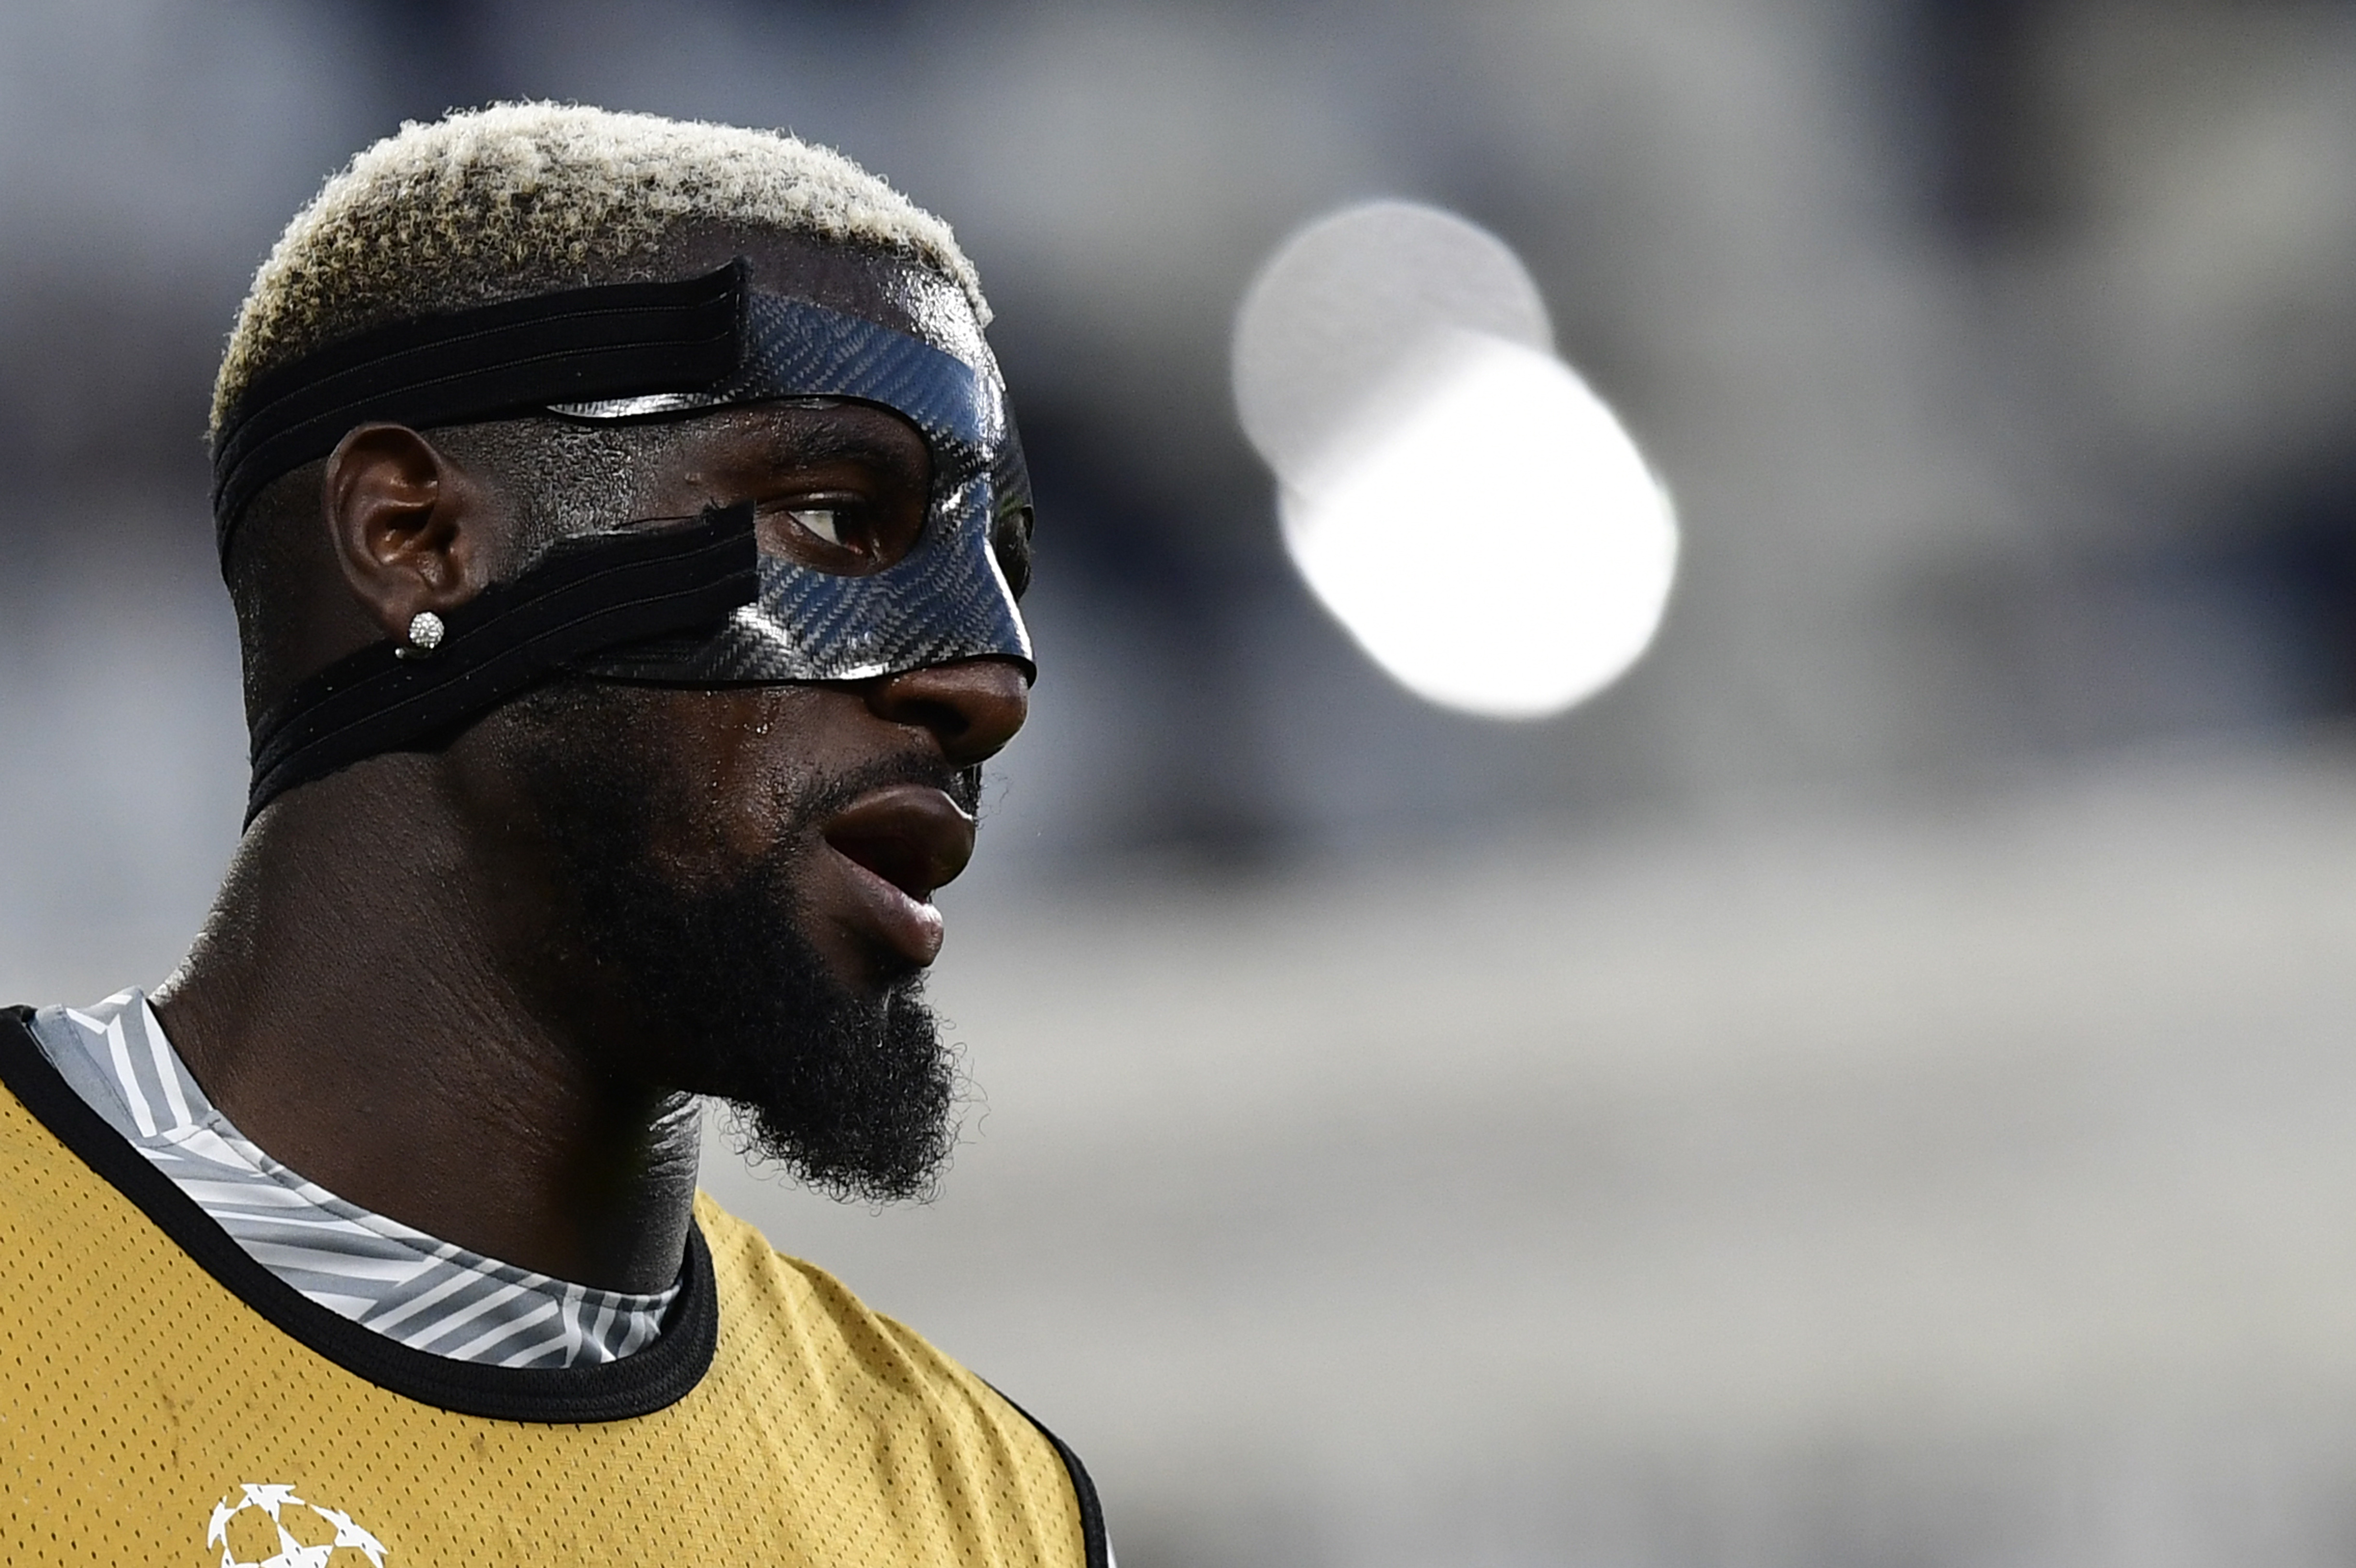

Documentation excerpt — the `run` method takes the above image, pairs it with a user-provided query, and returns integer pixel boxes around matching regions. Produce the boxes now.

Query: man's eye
[753,493,920,576]
[787,508,845,546]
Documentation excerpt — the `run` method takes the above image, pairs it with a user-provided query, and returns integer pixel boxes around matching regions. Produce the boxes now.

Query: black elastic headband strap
[211,262,749,563]
[243,504,759,824]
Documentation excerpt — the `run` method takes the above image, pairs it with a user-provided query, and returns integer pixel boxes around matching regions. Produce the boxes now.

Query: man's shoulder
[0,1007,125,1232]
[691,1188,997,1406]
[690,1189,1107,1566]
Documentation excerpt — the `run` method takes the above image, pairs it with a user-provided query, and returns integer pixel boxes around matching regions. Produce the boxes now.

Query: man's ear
[320,423,498,642]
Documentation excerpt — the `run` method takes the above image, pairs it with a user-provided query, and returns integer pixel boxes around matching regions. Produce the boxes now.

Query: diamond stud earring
[396,610,446,661]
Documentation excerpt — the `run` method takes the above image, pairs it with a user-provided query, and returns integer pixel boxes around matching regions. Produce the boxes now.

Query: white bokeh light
[1280,331,1677,718]
[1234,202,1679,719]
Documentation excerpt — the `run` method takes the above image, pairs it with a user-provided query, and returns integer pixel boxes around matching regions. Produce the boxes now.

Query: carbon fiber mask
[554,293,1035,686]
[215,261,1035,820]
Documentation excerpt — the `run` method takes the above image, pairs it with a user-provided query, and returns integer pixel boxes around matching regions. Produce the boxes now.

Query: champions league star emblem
[207,1484,388,1568]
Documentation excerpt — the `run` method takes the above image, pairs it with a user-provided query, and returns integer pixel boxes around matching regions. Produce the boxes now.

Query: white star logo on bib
[206,1484,387,1568]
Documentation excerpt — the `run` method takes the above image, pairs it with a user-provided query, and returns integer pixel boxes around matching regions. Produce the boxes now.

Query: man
[0,103,1107,1566]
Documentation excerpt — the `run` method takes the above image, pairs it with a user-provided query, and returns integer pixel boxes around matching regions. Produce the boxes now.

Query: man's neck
[151,758,700,1295]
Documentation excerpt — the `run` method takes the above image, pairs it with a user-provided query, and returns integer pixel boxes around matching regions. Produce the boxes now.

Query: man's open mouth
[817,783,977,968]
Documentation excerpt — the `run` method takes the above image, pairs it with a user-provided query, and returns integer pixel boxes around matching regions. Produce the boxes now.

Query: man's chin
[687,973,963,1206]
[716,1104,952,1207]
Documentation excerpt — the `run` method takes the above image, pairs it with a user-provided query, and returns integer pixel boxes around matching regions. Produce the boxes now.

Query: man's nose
[863,657,1031,768]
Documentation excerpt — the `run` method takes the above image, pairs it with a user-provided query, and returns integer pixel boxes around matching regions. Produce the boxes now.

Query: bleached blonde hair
[212,101,986,434]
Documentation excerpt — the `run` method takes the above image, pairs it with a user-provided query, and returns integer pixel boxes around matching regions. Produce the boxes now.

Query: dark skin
[150,236,1028,1293]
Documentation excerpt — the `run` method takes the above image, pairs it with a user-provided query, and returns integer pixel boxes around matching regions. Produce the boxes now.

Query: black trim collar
[0,1008,718,1424]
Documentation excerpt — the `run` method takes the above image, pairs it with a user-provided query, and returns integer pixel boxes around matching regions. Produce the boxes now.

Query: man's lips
[818,783,977,968]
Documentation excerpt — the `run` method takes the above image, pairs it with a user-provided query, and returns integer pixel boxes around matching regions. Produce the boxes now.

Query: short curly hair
[211,101,987,435]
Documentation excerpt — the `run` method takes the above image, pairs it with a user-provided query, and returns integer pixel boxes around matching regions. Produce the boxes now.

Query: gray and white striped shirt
[25,990,678,1369]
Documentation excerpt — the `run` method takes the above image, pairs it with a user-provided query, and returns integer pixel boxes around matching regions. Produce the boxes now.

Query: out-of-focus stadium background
[5,2,2356,1563]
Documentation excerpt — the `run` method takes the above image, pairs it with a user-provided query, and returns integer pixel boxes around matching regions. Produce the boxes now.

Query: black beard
[505,683,964,1204]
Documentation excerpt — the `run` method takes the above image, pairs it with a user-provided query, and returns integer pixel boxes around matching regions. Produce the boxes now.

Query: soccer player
[0,103,1108,1567]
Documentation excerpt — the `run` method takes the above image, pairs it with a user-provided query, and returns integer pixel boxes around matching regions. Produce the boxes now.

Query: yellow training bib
[0,1012,1105,1567]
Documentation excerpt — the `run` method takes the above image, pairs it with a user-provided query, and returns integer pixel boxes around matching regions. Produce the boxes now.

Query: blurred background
[5,0,2356,1563]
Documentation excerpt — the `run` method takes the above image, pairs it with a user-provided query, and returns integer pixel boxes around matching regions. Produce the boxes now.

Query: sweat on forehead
[212,102,990,439]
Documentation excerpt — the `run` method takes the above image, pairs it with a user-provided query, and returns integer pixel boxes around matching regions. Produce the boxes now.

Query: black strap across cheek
[243,504,758,824]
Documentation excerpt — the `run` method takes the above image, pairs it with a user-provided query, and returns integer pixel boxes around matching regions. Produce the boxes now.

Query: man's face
[474,241,1030,1200]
